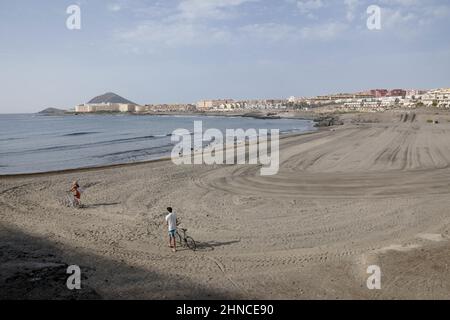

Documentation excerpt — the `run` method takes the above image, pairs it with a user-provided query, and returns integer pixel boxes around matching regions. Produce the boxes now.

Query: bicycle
[58,191,81,208]
[176,228,196,251]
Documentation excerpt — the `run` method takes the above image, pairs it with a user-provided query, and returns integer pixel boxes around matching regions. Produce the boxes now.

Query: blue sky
[0,0,449,113]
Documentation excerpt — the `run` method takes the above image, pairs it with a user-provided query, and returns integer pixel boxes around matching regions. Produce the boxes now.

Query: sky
[0,0,449,113]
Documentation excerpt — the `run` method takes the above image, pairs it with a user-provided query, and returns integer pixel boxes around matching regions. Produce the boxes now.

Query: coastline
[0,127,324,178]
[37,108,327,122]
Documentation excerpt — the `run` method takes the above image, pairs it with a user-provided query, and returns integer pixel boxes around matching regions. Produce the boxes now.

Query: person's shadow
[195,240,240,252]
[83,202,120,209]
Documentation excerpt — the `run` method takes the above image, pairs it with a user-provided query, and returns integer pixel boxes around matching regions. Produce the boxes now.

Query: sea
[0,114,316,175]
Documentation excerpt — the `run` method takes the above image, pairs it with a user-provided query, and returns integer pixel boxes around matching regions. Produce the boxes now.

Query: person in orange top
[70,180,81,207]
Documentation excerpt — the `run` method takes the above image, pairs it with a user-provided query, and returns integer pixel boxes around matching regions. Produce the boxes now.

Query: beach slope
[2,111,450,299]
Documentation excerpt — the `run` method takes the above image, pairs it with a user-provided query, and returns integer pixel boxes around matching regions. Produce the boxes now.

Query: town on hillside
[70,88,450,115]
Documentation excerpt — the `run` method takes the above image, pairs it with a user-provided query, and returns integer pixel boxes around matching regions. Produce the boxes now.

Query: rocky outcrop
[314,116,343,127]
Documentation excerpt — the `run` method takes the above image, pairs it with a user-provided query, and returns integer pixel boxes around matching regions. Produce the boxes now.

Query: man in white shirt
[165,207,177,252]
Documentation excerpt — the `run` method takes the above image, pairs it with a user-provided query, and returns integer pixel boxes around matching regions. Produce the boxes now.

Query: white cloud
[379,0,421,6]
[107,3,121,12]
[115,0,254,50]
[296,0,324,14]
[240,21,348,42]
[422,4,450,19]
[239,23,299,42]
[300,21,348,40]
[115,0,450,52]
[117,22,233,49]
[344,0,359,21]
[176,0,257,20]
[117,16,348,52]
[376,1,450,33]
[382,8,416,29]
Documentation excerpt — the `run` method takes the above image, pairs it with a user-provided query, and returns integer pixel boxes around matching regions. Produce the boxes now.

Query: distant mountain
[88,92,138,105]
[38,107,67,115]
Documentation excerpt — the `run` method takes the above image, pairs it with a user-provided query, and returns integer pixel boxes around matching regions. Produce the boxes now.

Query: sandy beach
[2,110,450,300]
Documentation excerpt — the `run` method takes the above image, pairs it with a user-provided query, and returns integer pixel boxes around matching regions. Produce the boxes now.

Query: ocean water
[0,114,316,174]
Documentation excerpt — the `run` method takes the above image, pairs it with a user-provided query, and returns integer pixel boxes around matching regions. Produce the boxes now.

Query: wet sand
[2,111,450,299]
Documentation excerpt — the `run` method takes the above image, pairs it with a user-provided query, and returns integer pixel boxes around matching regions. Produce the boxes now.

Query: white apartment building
[420,88,450,108]
[75,103,137,113]
[196,99,234,110]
